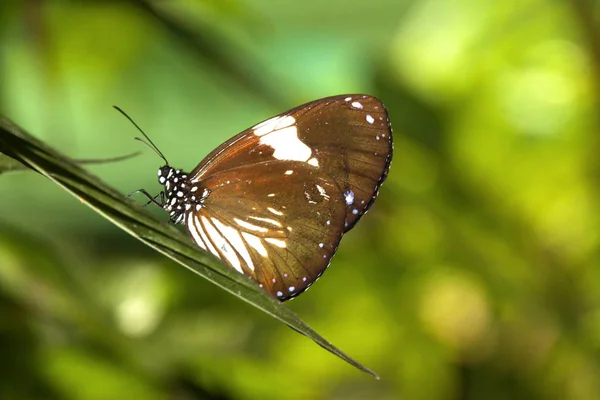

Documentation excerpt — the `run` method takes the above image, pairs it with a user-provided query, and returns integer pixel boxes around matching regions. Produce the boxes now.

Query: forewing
[185,160,346,300]
[190,94,393,232]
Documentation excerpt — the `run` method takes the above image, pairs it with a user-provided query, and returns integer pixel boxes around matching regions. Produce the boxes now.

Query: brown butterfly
[124,95,393,301]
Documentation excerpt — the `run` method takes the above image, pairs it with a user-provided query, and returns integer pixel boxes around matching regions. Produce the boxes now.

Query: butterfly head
[157,165,190,224]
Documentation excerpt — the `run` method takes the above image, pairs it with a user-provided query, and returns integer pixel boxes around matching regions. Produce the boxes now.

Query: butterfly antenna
[113,106,169,165]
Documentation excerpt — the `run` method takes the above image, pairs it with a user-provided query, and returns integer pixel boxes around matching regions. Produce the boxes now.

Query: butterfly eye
[139,94,392,301]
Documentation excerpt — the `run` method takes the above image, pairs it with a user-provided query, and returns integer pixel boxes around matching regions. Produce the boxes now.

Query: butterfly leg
[127,189,164,207]
[143,193,164,207]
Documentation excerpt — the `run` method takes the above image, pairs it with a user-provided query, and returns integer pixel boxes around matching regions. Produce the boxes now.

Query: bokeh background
[1,0,599,399]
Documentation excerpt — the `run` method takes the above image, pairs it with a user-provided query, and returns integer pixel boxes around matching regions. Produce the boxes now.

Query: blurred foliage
[1,0,600,399]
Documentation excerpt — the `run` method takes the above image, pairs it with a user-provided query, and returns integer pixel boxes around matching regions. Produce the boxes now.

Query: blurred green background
[1,0,599,399]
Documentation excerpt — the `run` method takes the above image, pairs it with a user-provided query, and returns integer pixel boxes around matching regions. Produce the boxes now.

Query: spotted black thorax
[157,166,209,224]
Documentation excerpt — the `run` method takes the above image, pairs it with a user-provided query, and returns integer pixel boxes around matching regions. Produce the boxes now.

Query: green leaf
[0,114,380,379]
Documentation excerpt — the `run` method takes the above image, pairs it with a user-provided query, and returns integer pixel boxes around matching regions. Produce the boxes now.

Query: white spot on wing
[307,157,319,167]
[315,184,330,199]
[259,125,312,163]
[249,215,282,227]
[344,190,355,205]
[253,115,296,136]
[265,238,287,248]
[234,217,268,233]
[351,101,363,109]
[252,117,277,135]
[275,115,296,129]
[366,114,375,124]
[267,207,283,216]
[242,232,268,257]
[285,170,293,175]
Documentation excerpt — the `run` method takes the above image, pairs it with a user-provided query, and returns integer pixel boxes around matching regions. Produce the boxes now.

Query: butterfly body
[151,94,392,301]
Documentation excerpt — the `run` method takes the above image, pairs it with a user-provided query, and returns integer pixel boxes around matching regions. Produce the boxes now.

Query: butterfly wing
[184,160,346,300]
[189,94,393,232]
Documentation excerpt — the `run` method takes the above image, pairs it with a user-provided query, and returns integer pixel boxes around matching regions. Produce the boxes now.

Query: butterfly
[122,95,393,301]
